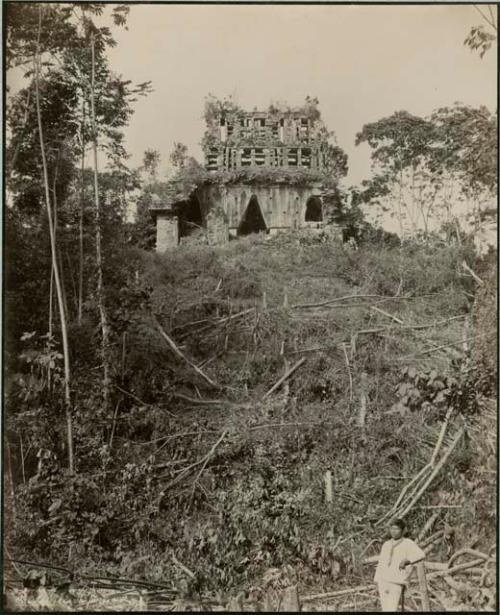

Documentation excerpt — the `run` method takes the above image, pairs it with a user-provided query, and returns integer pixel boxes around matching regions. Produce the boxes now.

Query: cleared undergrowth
[5,232,496,611]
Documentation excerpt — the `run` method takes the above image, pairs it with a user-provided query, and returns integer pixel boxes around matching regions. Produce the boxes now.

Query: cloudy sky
[105,3,496,186]
[6,4,497,185]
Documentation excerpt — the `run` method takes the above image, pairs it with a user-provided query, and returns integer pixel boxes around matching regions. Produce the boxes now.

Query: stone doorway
[305,196,323,222]
[179,195,204,238]
[237,195,268,236]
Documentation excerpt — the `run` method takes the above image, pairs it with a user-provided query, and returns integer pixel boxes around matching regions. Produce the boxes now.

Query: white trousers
[377,581,404,612]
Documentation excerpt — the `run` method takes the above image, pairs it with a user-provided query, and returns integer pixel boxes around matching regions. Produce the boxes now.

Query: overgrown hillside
[5,233,496,611]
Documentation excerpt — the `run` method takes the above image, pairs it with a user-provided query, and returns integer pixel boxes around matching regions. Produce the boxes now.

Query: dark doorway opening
[305,196,323,222]
[179,195,203,238]
[237,195,267,236]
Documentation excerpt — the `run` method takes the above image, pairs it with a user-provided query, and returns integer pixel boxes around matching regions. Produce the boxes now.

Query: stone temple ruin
[151,101,341,250]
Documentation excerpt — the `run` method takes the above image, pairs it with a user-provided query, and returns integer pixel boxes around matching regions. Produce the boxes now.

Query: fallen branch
[161,431,227,487]
[448,548,490,568]
[247,421,326,432]
[462,260,484,285]
[376,463,431,526]
[418,504,462,509]
[6,558,176,593]
[189,430,228,505]
[302,584,376,602]
[431,405,455,465]
[262,357,306,399]
[183,308,256,339]
[397,334,486,360]
[417,510,441,542]
[155,319,219,388]
[171,554,195,579]
[291,293,439,309]
[338,597,378,609]
[371,306,404,324]
[114,384,152,407]
[172,393,230,406]
[427,558,485,578]
[424,562,448,571]
[378,426,464,526]
[398,428,465,519]
[420,530,445,550]
[357,315,465,338]
[289,344,338,355]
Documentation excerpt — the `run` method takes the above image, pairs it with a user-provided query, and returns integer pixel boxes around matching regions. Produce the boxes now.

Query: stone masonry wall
[156,213,179,251]
[195,183,325,237]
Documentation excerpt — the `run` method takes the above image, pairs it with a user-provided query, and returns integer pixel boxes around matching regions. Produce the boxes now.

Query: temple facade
[151,103,340,250]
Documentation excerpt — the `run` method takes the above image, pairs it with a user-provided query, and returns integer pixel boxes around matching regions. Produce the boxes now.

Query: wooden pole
[324,470,333,504]
[20,436,26,484]
[283,288,289,308]
[416,561,430,611]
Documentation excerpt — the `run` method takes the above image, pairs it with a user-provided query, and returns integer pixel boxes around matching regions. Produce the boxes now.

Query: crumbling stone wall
[156,213,179,251]
[195,183,326,237]
[154,182,341,250]
[206,206,229,245]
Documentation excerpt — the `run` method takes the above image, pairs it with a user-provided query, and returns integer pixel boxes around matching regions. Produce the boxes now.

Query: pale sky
[105,3,497,186]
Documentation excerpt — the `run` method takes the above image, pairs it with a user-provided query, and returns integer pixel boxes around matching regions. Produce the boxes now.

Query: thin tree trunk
[48,264,54,390]
[57,244,70,324]
[48,161,59,388]
[34,5,74,474]
[52,165,71,324]
[65,248,79,317]
[398,167,405,240]
[8,85,32,182]
[7,442,16,515]
[78,100,85,324]
[90,33,111,407]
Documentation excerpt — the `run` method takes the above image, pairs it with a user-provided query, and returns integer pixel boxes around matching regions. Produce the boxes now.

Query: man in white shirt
[374,518,426,612]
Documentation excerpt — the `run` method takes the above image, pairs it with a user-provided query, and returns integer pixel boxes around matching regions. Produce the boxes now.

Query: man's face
[390,524,403,540]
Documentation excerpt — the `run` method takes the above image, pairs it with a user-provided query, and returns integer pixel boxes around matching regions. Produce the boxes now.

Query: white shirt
[374,538,426,585]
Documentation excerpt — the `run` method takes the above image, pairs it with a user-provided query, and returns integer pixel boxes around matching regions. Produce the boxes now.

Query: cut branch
[292,293,440,309]
[262,357,306,399]
[161,430,227,487]
[155,319,219,388]
[398,429,465,519]
[371,306,404,324]
[462,260,484,285]
[302,585,376,602]
[171,554,195,579]
[189,430,228,504]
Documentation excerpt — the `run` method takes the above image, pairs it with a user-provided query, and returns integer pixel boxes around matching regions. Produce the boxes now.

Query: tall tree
[33,4,74,472]
[355,111,437,238]
[464,5,497,58]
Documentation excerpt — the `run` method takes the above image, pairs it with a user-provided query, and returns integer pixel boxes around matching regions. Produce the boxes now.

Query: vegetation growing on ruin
[4,3,497,612]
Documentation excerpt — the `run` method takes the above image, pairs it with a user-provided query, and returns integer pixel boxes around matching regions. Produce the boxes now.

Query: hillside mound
[6,233,496,611]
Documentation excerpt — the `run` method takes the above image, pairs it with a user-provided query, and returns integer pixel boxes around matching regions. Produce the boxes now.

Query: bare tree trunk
[397,167,405,240]
[48,265,54,390]
[90,33,111,407]
[57,244,70,324]
[48,162,58,388]
[6,442,16,515]
[34,5,74,474]
[65,248,79,317]
[7,86,32,182]
[78,100,85,325]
